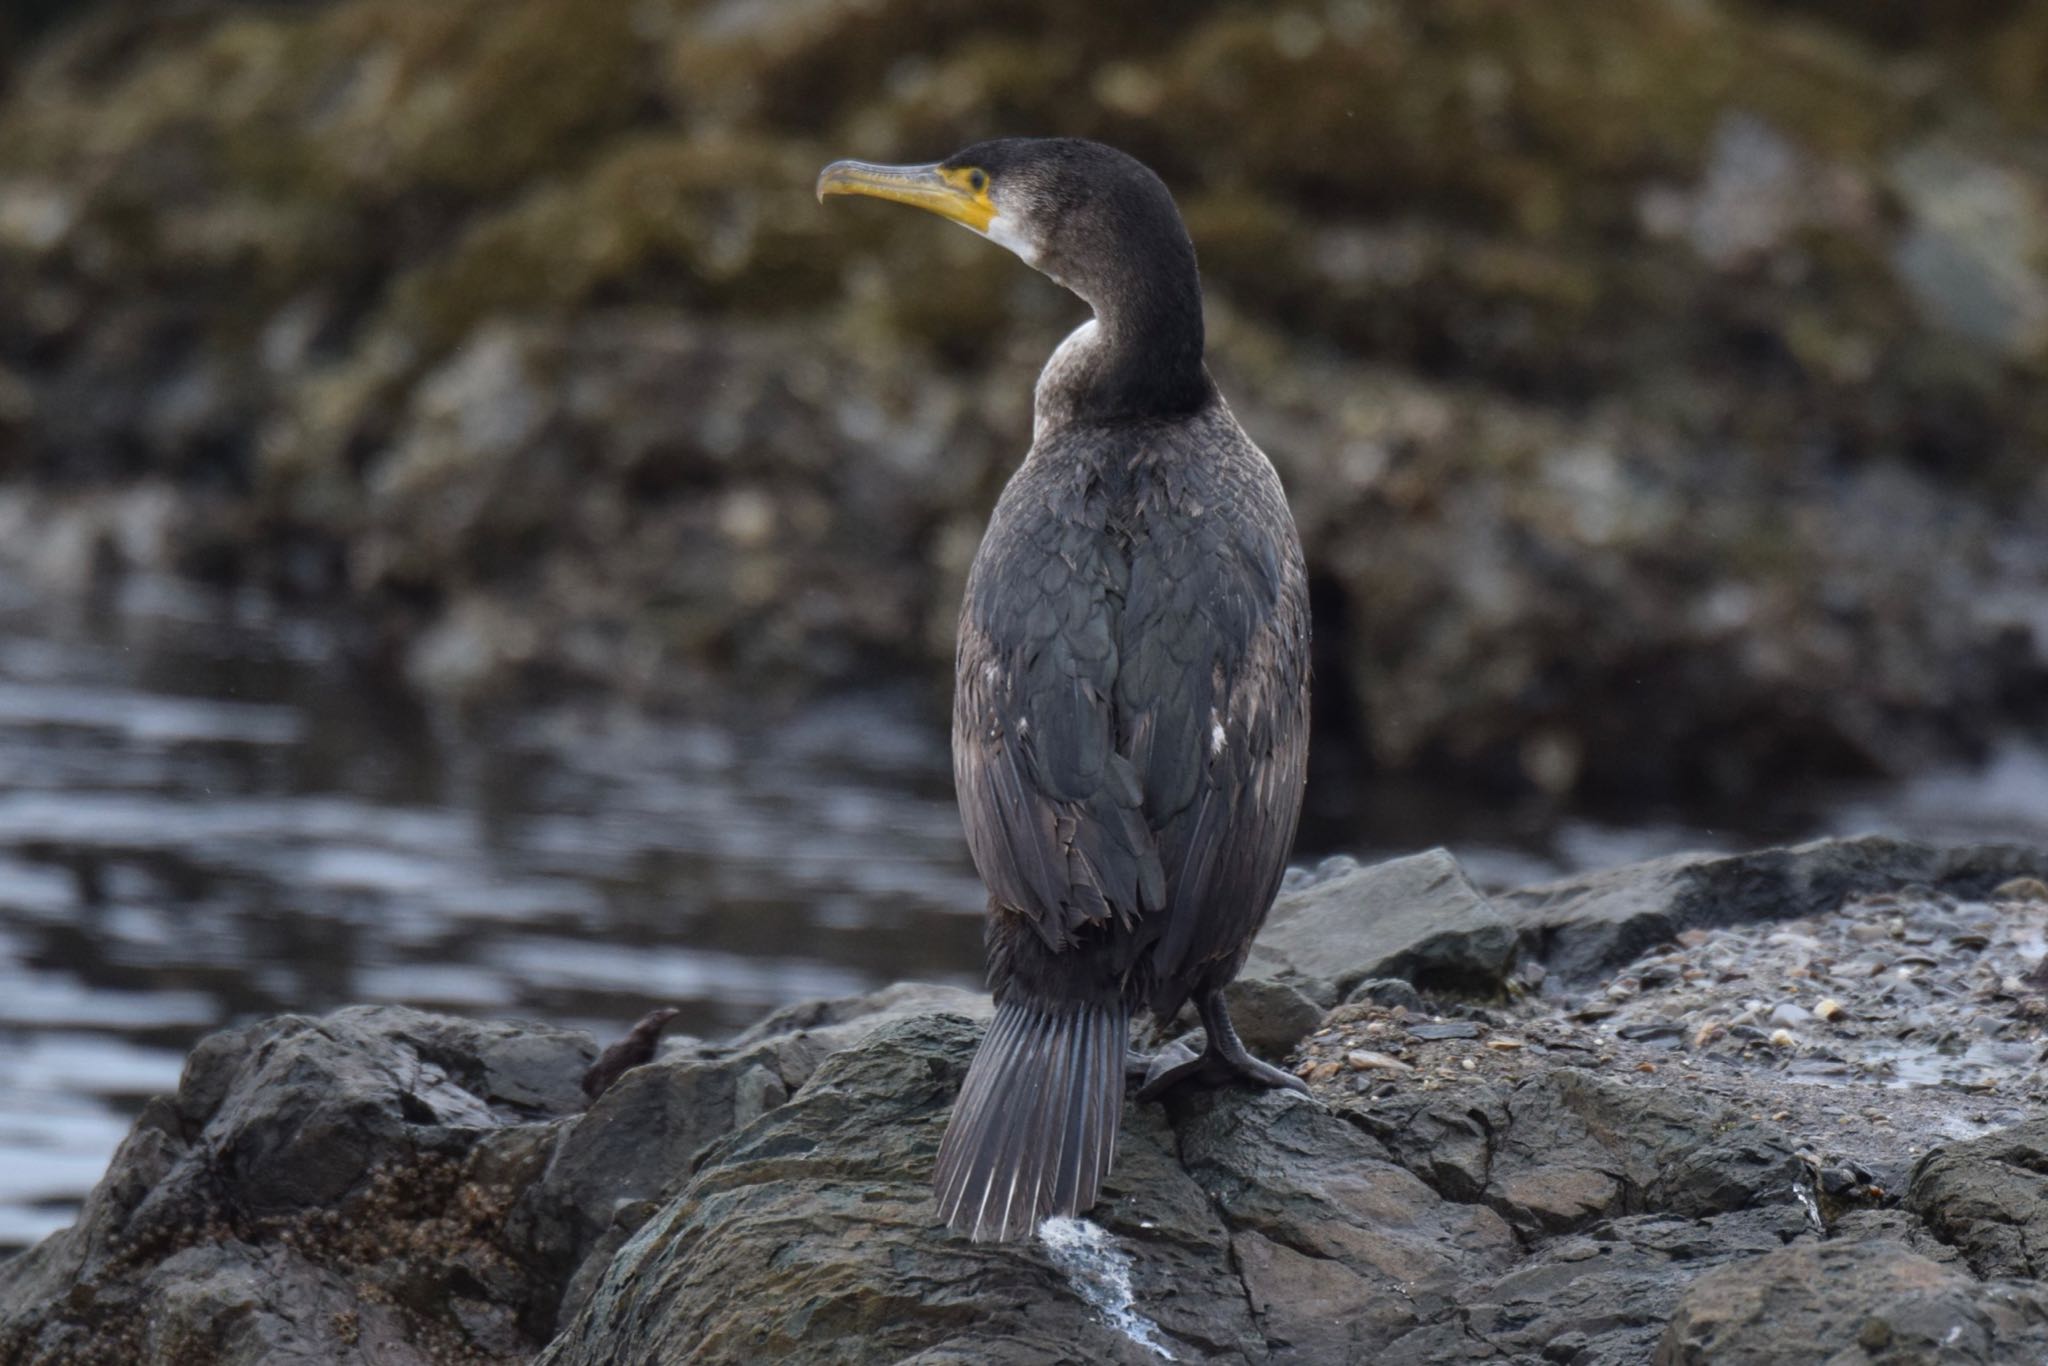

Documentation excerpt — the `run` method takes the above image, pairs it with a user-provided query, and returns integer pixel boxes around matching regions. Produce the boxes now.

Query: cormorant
[819,138,1310,1242]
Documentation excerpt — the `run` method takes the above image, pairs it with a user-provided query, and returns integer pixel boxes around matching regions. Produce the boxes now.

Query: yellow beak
[816,159,995,233]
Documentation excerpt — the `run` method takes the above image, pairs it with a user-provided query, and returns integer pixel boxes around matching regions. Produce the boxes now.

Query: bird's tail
[933,995,1128,1242]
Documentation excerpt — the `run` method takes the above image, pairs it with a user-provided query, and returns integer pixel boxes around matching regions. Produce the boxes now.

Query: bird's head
[817,137,1197,319]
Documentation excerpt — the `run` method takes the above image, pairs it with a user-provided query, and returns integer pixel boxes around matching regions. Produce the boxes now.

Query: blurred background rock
[2,0,2044,807]
[1,0,2047,1256]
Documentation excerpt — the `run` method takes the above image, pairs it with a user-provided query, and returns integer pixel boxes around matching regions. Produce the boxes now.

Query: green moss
[390,136,843,346]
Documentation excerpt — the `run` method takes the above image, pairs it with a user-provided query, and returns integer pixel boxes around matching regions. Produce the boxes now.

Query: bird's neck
[1033,269,1213,437]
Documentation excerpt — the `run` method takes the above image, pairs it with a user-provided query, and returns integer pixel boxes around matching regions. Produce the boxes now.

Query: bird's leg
[1197,988,1311,1094]
[1135,988,1309,1100]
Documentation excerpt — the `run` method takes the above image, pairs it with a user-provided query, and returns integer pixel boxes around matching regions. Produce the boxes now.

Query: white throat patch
[983,212,1040,267]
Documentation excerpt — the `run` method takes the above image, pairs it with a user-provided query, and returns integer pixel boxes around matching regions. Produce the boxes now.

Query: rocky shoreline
[5,835,2048,1363]
[4,1,2048,804]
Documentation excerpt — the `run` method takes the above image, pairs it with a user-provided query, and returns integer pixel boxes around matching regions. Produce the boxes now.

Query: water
[0,570,989,1247]
[0,568,2043,1251]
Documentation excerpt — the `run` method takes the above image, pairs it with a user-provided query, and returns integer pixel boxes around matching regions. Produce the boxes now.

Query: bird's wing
[1115,445,1311,1003]
[954,503,1167,952]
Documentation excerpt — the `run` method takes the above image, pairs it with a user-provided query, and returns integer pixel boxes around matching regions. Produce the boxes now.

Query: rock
[15,873,2048,1363]
[1,0,2046,803]
[720,980,992,1052]
[541,1012,1272,1365]
[1906,1118,2048,1280]
[1657,1241,2048,1364]
[1220,974,1327,1057]
[1475,1070,1800,1235]
[1252,848,1519,999]
[1890,143,2048,358]
[1411,1209,1801,1365]
[1346,977,1429,1012]
[0,1005,595,1364]
[516,980,992,1329]
[0,984,995,1361]
[1500,835,2048,986]
[0,994,1809,1364]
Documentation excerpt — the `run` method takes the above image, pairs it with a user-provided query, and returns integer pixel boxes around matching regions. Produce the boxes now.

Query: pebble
[1294,886,2048,1128]
[1616,1023,1684,1048]
[1407,1021,1483,1041]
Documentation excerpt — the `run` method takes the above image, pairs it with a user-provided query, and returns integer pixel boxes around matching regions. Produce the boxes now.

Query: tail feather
[933,997,1127,1242]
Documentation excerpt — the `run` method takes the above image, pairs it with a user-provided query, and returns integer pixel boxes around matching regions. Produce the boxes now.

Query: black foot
[1134,990,1309,1101]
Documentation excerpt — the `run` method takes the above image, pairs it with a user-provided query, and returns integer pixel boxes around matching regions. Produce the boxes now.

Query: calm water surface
[1,570,2043,1248]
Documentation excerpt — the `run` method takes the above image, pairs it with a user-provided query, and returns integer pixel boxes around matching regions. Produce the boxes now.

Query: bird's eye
[969,169,988,192]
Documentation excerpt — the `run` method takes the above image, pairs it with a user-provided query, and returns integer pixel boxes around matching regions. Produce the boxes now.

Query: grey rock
[1906,1118,2048,1280]
[1501,835,2048,986]
[1220,974,1327,1057]
[1657,1240,2048,1364]
[1253,848,1519,1000]
[0,984,999,1362]
[542,1016,1523,1366]
[721,979,992,1051]
[1338,1065,1802,1247]
[5,0,2048,801]
[518,980,993,1329]
[541,1012,1267,1365]
[1769,1002,1812,1028]
[1483,1070,1798,1235]
[1405,1020,1484,1041]
[17,868,2048,1365]
[1890,143,2048,357]
[1173,1086,1520,1354]
[0,1005,595,1364]
[1346,977,1429,1012]
[1424,1209,1800,1365]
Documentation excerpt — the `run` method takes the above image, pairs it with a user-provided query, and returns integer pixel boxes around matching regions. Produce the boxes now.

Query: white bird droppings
[1038,1216,1177,1360]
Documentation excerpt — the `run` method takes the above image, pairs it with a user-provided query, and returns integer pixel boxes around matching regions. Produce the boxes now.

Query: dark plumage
[820,137,1310,1242]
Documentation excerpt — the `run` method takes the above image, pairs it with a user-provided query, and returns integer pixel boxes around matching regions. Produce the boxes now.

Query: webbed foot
[1133,990,1309,1101]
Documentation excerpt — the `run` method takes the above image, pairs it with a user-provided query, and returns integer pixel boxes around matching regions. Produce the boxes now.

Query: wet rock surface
[8,838,2048,1363]
[2,1,2047,805]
